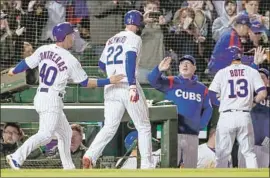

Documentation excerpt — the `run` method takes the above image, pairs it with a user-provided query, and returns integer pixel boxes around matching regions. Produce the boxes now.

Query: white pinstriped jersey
[99,30,142,83]
[209,64,265,112]
[25,44,88,93]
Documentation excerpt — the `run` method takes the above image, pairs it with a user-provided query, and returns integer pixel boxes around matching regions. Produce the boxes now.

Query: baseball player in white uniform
[6,22,123,170]
[209,46,267,168]
[83,10,154,169]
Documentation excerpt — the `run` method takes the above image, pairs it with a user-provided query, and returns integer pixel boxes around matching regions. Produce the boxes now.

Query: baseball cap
[225,0,237,6]
[52,22,75,42]
[250,21,267,33]
[235,14,251,27]
[179,55,196,65]
[258,68,269,78]
[228,45,243,60]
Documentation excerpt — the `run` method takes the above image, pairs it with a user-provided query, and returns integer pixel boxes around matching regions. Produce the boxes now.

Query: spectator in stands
[86,0,133,56]
[138,0,166,84]
[0,122,45,160]
[242,0,269,29]
[47,124,87,169]
[186,0,214,21]
[41,0,67,42]
[212,0,238,42]
[164,7,204,75]
[212,0,243,17]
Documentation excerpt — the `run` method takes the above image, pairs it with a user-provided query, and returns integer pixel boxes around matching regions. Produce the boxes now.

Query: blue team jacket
[148,67,213,135]
[251,87,270,146]
[208,28,254,75]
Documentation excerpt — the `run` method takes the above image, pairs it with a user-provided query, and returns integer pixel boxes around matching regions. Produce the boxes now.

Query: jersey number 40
[106,45,123,65]
[39,63,57,86]
[228,79,248,98]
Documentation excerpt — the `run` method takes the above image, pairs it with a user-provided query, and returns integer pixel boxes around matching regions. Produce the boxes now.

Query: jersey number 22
[107,45,123,65]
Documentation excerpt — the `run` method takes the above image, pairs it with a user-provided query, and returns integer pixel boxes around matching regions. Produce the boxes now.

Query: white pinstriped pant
[85,83,154,169]
[215,112,258,168]
[177,134,199,168]
[238,145,269,168]
[11,91,75,169]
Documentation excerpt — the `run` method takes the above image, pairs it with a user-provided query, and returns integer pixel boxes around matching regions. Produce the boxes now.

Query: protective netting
[1,0,269,81]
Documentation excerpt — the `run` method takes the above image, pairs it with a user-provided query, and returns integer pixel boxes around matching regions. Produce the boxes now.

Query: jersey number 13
[228,79,248,98]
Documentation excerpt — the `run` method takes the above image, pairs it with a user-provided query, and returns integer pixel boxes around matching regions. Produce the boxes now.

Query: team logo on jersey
[175,89,202,102]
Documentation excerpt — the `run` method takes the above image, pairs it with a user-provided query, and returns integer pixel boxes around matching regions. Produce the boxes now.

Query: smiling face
[179,60,196,78]
[225,2,237,16]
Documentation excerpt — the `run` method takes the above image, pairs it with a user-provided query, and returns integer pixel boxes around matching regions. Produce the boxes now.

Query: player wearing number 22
[209,46,267,168]
[148,55,213,168]
[83,10,154,169]
[6,22,124,170]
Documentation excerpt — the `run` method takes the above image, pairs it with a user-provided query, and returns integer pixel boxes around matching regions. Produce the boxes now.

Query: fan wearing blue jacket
[148,55,213,168]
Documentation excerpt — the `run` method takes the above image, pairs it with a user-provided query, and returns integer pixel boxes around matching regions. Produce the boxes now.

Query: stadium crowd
[0,0,269,169]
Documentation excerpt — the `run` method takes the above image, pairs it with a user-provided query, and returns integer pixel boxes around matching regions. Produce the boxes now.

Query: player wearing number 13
[209,46,267,168]
[6,22,124,170]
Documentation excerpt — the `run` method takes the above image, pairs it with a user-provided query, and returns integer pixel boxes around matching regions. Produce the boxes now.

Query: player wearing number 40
[209,46,267,168]
[6,22,124,170]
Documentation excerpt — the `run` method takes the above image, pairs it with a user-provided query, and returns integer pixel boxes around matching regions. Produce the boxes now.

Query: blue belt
[39,88,63,98]
[222,109,249,113]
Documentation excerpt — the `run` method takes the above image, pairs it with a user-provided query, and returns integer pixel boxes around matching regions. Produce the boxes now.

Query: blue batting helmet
[124,10,143,27]
[52,22,74,42]
[227,46,243,61]
[124,131,138,151]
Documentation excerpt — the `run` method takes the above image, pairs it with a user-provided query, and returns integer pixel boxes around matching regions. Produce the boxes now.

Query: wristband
[97,78,110,87]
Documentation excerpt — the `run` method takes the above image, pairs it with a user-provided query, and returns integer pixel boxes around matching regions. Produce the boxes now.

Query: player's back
[218,64,260,112]
[33,44,79,93]
[100,30,142,83]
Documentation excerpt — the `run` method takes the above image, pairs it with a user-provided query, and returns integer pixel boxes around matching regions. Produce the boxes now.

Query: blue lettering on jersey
[106,45,123,65]
[40,51,67,71]
[107,36,127,45]
[40,63,57,86]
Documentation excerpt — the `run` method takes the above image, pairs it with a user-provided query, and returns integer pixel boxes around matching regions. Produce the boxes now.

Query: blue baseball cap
[250,21,267,33]
[124,131,138,151]
[179,55,196,65]
[52,22,75,42]
[258,68,269,78]
[235,14,251,27]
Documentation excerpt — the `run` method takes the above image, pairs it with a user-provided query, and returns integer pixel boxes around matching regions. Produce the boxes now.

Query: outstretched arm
[148,57,173,92]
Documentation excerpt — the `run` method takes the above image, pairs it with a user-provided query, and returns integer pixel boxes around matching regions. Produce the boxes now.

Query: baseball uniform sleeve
[68,58,88,83]
[126,35,142,54]
[209,70,222,94]
[200,88,213,130]
[253,70,266,93]
[25,47,41,69]
[98,50,107,72]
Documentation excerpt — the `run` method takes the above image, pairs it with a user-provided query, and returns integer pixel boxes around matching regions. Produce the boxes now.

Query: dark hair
[4,123,22,135]
[225,0,237,6]
[144,0,160,7]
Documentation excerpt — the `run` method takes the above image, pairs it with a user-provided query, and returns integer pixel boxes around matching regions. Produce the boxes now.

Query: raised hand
[158,57,172,72]
[254,46,266,65]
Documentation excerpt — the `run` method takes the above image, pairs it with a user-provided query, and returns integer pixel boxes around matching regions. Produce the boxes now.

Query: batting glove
[129,85,139,103]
